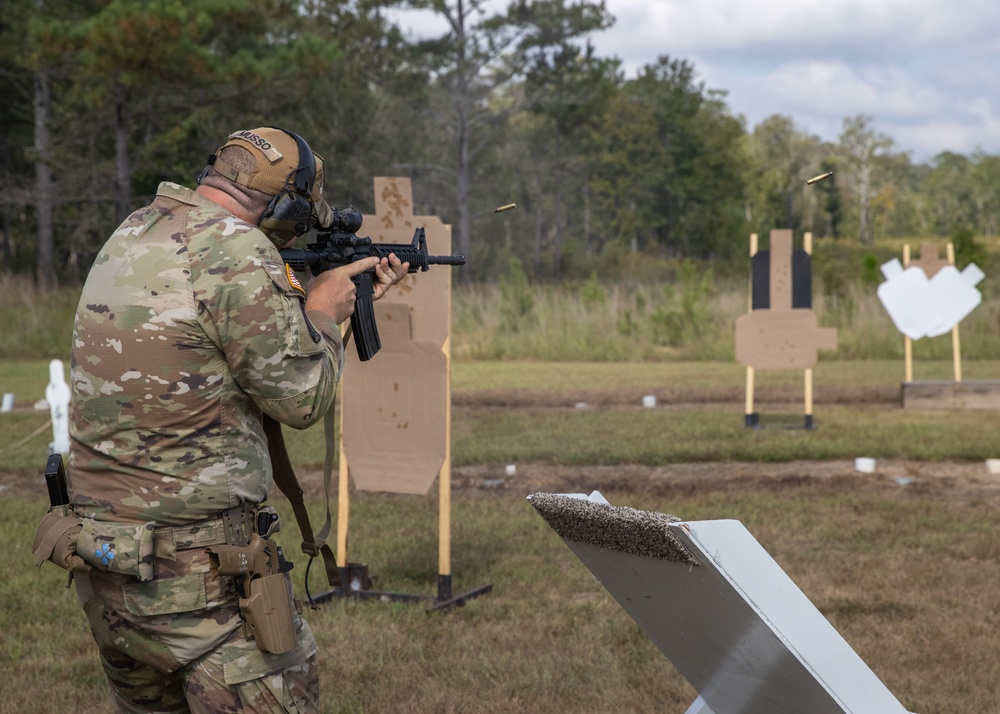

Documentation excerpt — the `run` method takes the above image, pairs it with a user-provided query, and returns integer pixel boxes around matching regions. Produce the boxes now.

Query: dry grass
[451,276,1000,363]
[2,264,999,362]
[3,252,1000,712]
[0,274,77,359]
[5,477,1000,713]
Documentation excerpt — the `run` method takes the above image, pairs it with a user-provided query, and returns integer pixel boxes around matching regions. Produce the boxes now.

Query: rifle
[279,207,465,361]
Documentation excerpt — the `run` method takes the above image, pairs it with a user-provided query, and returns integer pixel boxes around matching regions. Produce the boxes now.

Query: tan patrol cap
[212,127,333,229]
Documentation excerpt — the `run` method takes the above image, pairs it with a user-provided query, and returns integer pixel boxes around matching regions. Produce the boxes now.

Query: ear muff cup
[260,190,315,237]
[258,129,317,244]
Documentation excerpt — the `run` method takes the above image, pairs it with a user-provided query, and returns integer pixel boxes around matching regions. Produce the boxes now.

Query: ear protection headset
[196,128,318,244]
[257,128,317,242]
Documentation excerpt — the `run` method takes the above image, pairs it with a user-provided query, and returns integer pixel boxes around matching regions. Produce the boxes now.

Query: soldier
[38,127,406,712]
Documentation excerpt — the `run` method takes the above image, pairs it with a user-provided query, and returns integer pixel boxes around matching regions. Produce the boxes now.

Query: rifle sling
[263,413,341,588]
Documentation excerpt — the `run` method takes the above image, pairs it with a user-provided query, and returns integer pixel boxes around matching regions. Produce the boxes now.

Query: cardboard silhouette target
[356,177,455,349]
[342,177,453,495]
[326,177,491,609]
[878,259,985,341]
[341,303,447,493]
[877,243,984,341]
[876,241,996,408]
[925,263,985,338]
[735,230,837,427]
[529,493,911,714]
[910,240,950,278]
[876,259,940,341]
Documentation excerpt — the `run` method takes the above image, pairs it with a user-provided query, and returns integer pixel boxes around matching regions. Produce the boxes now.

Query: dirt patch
[5,459,1000,504]
[453,384,901,409]
[448,459,1000,501]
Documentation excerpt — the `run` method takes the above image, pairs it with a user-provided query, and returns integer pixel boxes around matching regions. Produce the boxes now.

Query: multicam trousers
[74,547,319,713]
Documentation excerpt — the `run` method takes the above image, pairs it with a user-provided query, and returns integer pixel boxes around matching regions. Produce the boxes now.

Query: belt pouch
[77,519,157,581]
[32,507,90,572]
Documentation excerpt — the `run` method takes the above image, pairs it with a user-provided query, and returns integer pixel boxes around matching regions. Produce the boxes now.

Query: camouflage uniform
[68,181,342,713]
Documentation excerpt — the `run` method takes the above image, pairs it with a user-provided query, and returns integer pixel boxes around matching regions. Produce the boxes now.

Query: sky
[390,0,1000,164]
[586,0,1000,163]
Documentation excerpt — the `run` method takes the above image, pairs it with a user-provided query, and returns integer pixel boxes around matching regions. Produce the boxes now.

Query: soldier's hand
[372,253,410,301]
[305,258,380,325]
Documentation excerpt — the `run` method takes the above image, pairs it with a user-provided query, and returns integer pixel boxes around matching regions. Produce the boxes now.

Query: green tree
[921,151,976,235]
[515,0,613,278]
[816,157,843,238]
[870,150,922,239]
[951,223,986,269]
[745,115,822,235]
[586,56,748,262]
[39,1,264,221]
[513,43,619,277]
[0,0,63,286]
[242,0,429,209]
[394,0,609,281]
[398,0,525,281]
[970,152,1000,237]
[23,0,358,283]
[836,115,893,246]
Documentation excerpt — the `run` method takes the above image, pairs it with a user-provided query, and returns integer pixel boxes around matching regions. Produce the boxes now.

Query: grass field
[4,476,1000,713]
[3,354,1000,712]
[2,258,1000,712]
[4,358,999,471]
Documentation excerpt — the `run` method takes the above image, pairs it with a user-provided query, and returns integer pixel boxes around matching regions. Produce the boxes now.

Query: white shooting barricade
[528,493,912,714]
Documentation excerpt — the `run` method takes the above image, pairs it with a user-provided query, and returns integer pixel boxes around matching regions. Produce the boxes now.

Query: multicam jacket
[69,181,342,526]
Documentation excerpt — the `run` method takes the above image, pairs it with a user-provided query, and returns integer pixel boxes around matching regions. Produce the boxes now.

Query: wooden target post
[743,233,757,425]
[901,241,963,383]
[803,233,815,420]
[948,242,962,382]
[902,244,913,383]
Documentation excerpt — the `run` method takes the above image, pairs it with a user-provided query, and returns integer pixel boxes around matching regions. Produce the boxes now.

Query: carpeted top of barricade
[527,492,700,566]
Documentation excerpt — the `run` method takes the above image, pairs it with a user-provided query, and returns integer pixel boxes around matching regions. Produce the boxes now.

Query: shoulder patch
[285,264,306,296]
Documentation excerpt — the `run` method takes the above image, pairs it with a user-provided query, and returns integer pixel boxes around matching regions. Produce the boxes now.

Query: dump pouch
[32,507,91,573]
[240,572,298,655]
[76,519,157,581]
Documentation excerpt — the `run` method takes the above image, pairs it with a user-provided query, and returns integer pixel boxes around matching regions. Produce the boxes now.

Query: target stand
[310,177,491,613]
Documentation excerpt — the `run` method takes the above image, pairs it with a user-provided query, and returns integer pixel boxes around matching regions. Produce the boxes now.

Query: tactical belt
[155,503,259,554]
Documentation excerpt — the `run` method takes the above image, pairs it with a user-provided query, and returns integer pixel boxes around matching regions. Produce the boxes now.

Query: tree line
[2,0,998,290]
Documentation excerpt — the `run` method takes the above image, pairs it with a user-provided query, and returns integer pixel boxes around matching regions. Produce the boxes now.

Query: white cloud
[766,61,945,119]
[616,0,1000,56]
[589,0,1000,160]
